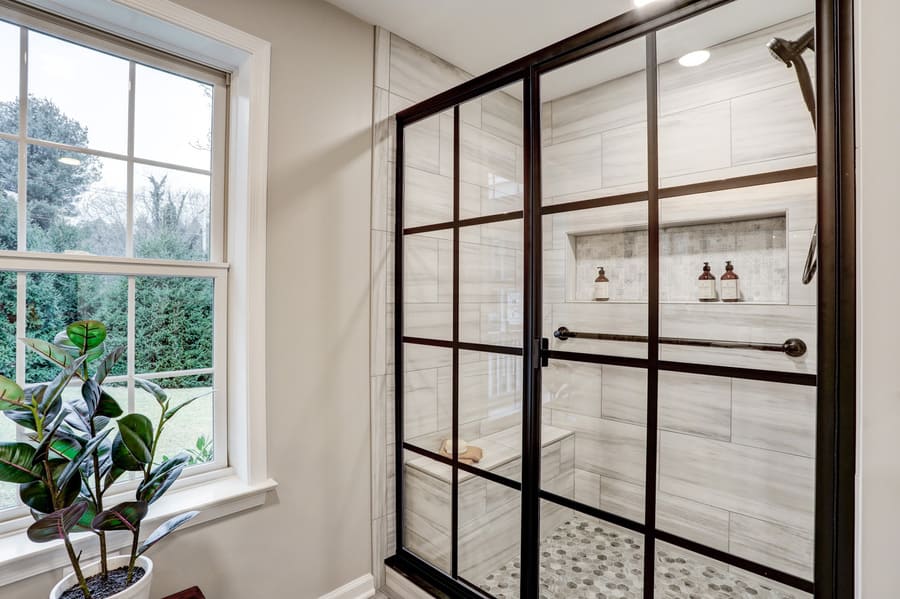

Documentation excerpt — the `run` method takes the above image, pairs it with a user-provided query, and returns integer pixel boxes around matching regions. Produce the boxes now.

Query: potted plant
[0,320,202,599]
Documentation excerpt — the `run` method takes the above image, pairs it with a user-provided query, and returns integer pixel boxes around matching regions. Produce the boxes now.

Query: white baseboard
[318,573,376,599]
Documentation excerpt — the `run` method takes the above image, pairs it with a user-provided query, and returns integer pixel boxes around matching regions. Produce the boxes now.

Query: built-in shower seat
[404,425,575,581]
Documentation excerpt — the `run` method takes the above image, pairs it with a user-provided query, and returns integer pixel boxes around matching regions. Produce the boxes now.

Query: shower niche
[564,214,789,304]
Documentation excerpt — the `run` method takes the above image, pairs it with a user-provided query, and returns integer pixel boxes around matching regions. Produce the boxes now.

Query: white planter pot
[50,555,153,599]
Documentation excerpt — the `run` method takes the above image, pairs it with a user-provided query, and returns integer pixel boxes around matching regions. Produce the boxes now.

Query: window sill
[0,472,278,588]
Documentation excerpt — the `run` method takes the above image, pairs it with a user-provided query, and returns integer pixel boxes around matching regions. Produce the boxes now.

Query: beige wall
[856,0,900,596]
[4,0,375,597]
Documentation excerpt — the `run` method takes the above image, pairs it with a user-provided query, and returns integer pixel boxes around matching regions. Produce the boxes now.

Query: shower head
[767,28,815,66]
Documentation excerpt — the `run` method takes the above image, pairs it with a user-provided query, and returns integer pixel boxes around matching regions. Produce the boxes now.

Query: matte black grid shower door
[390,1,855,598]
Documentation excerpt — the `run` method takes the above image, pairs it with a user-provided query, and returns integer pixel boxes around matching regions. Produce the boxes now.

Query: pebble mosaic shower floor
[477,515,807,599]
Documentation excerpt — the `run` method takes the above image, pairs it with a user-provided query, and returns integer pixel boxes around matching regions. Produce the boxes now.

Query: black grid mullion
[451,105,461,579]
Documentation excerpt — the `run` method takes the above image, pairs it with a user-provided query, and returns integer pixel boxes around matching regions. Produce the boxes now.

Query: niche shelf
[564,213,789,304]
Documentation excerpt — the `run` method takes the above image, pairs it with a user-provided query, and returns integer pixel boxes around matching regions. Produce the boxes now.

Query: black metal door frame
[387,1,855,597]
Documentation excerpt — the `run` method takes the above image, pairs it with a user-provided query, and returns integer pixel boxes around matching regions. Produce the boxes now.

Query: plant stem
[63,533,92,599]
[88,417,108,578]
[126,524,141,584]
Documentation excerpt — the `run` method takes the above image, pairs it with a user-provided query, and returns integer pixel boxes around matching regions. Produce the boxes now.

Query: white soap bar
[441,439,469,454]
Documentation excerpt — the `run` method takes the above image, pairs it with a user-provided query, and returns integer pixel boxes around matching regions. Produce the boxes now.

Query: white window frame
[0,0,273,587]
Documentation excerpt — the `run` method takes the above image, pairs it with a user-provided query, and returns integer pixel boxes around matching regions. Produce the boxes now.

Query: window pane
[25,272,127,384]
[134,64,212,170]
[134,374,214,466]
[0,20,19,135]
[26,147,126,256]
[0,138,16,250]
[0,271,16,512]
[134,165,210,261]
[135,276,213,373]
[27,31,129,154]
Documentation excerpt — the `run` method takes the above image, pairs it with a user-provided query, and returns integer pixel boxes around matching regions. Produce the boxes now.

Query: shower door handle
[540,337,549,368]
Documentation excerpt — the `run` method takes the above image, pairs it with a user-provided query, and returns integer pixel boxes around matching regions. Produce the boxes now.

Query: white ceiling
[324,0,813,101]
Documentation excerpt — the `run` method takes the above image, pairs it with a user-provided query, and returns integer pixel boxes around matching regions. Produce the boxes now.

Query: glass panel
[134,276,213,373]
[540,37,647,206]
[458,83,523,219]
[26,148,127,256]
[134,64,213,170]
[28,31,129,154]
[134,374,214,465]
[403,231,452,341]
[543,359,647,520]
[0,138,16,250]
[0,270,16,511]
[0,20,19,135]
[459,220,522,348]
[458,349,522,482]
[654,541,812,598]
[539,499,645,596]
[656,0,816,185]
[403,450,451,573]
[402,343,451,448]
[25,273,127,384]
[403,111,452,229]
[461,477,521,597]
[133,164,211,261]
[542,202,649,359]
[657,375,816,581]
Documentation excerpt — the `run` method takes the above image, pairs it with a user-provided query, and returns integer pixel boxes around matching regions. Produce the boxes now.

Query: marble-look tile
[481,87,523,146]
[541,100,552,146]
[573,468,601,508]
[477,219,523,250]
[542,132,603,200]
[371,230,389,377]
[457,353,522,426]
[438,112,453,178]
[374,27,390,91]
[549,302,647,358]
[542,248,565,304]
[401,343,451,372]
[402,166,452,229]
[599,475,644,523]
[403,114,442,175]
[549,67,646,144]
[600,364,647,425]
[659,100,732,179]
[542,360,603,418]
[732,83,817,167]
[732,379,816,457]
[403,235,439,303]
[460,96,482,128]
[658,492,730,552]
[460,123,518,188]
[385,565,435,599]
[459,241,520,303]
[657,15,816,117]
[459,490,522,583]
[437,238,452,303]
[551,410,646,484]
[372,515,386,589]
[659,371,732,442]
[658,431,815,533]
[473,301,523,348]
[789,229,817,306]
[403,368,438,440]
[372,375,387,519]
[402,302,452,340]
[389,34,470,103]
[372,87,391,232]
[729,512,814,580]
[601,121,647,189]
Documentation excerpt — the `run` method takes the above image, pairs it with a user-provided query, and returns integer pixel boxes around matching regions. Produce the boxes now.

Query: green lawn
[0,387,214,512]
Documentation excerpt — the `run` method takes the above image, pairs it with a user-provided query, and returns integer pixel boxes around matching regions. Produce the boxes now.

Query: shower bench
[404,425,575,582]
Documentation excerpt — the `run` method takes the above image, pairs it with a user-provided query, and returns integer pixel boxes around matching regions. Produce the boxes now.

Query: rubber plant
[0,320,200,599]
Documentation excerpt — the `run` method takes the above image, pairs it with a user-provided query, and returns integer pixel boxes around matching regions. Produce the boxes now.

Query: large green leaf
[116,414,153,464]
[41,354,88,417]
[27,502,88,543]
[66,321,107,353]
[93,346,125,385]
[111,435,144,472]
[135,378,167,408]
[137,511,199,556]
[4,407,37,432]
[104,465,126,490]
[70,500,98,534]
[21,459,81,512]
[91,500,147,532]
[95,391,123,418]
[164,389,212,422]
[56,428,111,489]
[31,410,68,466]
[53,331,104,362]
[0,375,25,411]
[138,453,189,504]
[80,379,100,416]
[0,443,41,483]
[20,339,78,373]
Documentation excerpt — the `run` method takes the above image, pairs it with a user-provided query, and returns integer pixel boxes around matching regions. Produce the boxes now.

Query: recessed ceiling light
[58,157,81,166]
[633,0,663,6]
[678,50,711,67]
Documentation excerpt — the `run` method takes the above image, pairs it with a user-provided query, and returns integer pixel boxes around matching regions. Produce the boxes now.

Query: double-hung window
[0,1,229,524]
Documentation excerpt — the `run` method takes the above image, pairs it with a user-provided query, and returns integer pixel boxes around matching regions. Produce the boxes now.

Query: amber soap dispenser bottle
[593,266,609,302]
[720,260,740,302]
[697,262,717,302]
